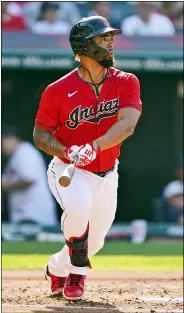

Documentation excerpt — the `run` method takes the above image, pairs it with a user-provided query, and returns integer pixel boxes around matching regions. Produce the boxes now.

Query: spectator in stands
[163,161,183,223]
[56,1,81,26]
[6,1,22,16]
[89,1,110,18]
[160,2,183,33]
[22,1,81,28]
[88,1,121,29]
[31,2,70,35]
[2,1,27,31]
[2,126,57,226]
[121,2,175,36]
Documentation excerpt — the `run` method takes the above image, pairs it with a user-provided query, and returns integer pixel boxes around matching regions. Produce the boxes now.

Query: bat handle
[72,159,78,166]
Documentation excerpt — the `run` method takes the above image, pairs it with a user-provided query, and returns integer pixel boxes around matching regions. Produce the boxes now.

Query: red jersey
[35,67,142,172]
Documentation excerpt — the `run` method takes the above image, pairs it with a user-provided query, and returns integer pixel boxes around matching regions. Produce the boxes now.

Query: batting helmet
[69,16,121,68]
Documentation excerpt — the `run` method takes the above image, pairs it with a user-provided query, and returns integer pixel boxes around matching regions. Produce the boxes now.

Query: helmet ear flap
[83,40,91,52]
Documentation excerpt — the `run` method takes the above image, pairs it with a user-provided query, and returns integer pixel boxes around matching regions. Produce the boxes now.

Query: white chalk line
[139,296,183,303]
[2,304,183,313]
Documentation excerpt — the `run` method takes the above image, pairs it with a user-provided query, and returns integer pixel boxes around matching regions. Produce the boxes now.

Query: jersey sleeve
[119,74,142,113]
[35,86,61,131]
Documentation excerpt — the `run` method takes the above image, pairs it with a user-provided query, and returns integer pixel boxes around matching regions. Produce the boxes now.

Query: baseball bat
[59,159,78,187]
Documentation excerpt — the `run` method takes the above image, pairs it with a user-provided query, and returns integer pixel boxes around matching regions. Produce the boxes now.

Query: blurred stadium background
[2,1,183,246]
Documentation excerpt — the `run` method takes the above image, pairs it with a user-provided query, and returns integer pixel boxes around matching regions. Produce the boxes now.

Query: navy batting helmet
[69,16,121,68]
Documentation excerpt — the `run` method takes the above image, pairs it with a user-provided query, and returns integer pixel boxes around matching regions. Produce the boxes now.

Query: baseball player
[33,16,142,301]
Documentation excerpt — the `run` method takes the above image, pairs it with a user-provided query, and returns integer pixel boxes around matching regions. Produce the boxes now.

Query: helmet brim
[86,27,121,39]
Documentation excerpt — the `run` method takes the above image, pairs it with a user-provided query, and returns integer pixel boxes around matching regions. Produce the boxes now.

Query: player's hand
[77,141,100,167]
[64,145,80,163]
[65,141,100,167]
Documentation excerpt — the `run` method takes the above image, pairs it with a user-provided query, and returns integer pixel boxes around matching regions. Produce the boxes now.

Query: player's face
[94,33,114,58]
[2,136,16,156]
[43,8,58,23]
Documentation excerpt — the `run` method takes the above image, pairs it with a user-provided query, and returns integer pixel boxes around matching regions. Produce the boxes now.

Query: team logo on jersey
[66,97,119,129]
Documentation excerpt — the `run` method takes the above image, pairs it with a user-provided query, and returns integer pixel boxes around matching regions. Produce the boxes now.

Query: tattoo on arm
[33,126,66,158]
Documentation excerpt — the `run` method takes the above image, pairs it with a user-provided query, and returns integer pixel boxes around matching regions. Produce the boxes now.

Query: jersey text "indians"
[66,98,119,129]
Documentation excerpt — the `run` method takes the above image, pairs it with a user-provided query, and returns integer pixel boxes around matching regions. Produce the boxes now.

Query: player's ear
[75,54,81,62]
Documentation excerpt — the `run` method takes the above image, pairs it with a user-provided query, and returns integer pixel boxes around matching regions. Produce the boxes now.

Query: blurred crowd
[2,126,58,226]
[153,160,183,224]
[2,1,183,35]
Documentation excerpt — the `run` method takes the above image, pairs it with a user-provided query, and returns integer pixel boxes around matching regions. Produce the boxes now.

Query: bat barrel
[59,163,76,187]
[59,176,71,187]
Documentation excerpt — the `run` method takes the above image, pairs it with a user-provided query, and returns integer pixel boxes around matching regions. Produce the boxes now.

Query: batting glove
[77,141,100,167]
[64,145,80,163]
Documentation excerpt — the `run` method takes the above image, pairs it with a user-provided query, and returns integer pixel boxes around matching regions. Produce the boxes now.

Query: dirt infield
[2,270,183,313]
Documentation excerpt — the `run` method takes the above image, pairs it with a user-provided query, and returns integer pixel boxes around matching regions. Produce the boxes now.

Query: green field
[2,240,183,271]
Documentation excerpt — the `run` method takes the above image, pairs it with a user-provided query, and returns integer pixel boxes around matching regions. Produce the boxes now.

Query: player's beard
[99,56,116,68]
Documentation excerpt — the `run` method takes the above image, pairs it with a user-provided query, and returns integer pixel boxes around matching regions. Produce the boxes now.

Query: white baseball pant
[47,157,119,276]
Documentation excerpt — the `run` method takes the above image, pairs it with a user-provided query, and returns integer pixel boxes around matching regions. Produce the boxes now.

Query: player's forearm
[33,126,66,157]
[37,136,66,158]
[96,118,135,151]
